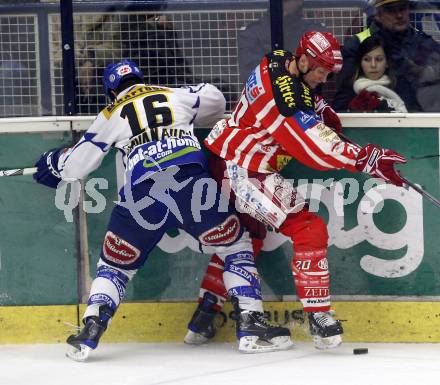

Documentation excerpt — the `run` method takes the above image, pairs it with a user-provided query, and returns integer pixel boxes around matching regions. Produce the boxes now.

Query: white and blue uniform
[52,83,264,321]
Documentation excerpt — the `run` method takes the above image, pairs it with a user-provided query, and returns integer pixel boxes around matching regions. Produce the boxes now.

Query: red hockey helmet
[295,31,343,73]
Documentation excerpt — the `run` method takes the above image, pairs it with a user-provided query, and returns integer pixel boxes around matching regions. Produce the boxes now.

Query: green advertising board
[0,127,439,305]
[0,132,77,305]
[86,127,440,301]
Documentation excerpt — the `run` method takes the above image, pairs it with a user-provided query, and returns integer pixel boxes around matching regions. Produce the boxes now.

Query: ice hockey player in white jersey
[33,60,293,361]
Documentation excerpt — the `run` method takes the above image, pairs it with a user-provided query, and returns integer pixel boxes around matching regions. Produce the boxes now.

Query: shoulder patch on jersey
[103,85,171,118]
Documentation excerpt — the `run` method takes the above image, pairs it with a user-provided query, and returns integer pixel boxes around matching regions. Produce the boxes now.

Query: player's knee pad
[223,251,262,301]
[280,209,328,252]
[84,261,136,320]
[198,254,227,311]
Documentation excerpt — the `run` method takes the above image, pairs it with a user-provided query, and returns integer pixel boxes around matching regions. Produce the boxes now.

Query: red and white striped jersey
[205,50,359,174]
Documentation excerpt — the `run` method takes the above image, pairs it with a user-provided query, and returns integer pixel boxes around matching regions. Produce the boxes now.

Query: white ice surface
[1,342,439,385]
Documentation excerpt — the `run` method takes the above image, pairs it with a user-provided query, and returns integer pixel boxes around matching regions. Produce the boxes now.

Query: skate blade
[184,330,210,345]
[313,334,342,350]
[66,344,92,362]
[238,335,294,354]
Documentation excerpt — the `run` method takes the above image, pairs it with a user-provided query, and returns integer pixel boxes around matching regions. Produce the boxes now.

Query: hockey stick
[400,176,440,209]
[0,167,37,177]
[337,132,440,209]
[411,154,440,160]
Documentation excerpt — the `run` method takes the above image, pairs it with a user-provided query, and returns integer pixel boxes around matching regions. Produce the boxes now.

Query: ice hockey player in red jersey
[184,31,406,349]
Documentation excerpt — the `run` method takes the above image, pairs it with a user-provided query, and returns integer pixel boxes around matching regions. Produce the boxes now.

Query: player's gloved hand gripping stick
[0,148,64,188]
[340,133,440,209]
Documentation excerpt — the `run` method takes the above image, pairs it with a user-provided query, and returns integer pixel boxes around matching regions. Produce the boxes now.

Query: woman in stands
[347,35,407,112]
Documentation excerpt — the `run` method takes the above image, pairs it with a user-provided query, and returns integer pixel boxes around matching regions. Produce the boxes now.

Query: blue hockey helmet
[103,59,144,98]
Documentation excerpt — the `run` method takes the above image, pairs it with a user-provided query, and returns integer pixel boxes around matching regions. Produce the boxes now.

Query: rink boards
[0,116,440,344]
[1,301,440,344]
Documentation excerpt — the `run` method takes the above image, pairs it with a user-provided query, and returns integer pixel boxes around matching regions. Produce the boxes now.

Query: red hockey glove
[349,90,381,112]
[355,144,407,186]
[314,94,342,133]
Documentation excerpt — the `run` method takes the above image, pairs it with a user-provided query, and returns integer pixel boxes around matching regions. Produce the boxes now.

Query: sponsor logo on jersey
[317,258,329,270]
[273,49,287,56]
[89,293,114,307]
[301,83,313,107]
[127,136,201,170]
[309,32,330,53]
[206,119,227,145]
[304,287,330,298]
[315,122,338,142]
[304,297,330,304]
[229,264,258,282]
[274,75,296,108]
[300,112,314,124]
[293,110,318,131]
[126,127,193,153]
[199,215,240,245]
[240,200,279,228]
[226,252,254,263]
[273,181,300,210]
[240,202,271,226]
[246,70,264,104]
[103,231,140,265]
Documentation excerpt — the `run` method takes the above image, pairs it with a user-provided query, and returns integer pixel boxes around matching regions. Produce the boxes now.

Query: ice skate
[234,299,293,353]
[66,305,112,362]
[66,316,107,362]
[184,292,218,345]
[308,311,343,350]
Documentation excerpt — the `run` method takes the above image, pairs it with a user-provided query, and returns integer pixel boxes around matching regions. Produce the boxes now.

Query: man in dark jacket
[237,0,328,84]
[333,0,440,112]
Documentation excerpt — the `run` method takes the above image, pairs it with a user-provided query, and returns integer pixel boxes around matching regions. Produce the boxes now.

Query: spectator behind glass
[122,11,191,87]
[333,0,440,112]
[348,35,407,112]
[75,14,122,114]
[70,1,191,114]
[237,0,328,85]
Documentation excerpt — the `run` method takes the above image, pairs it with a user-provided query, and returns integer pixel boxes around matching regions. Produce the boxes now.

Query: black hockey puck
[353,348,368,355]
